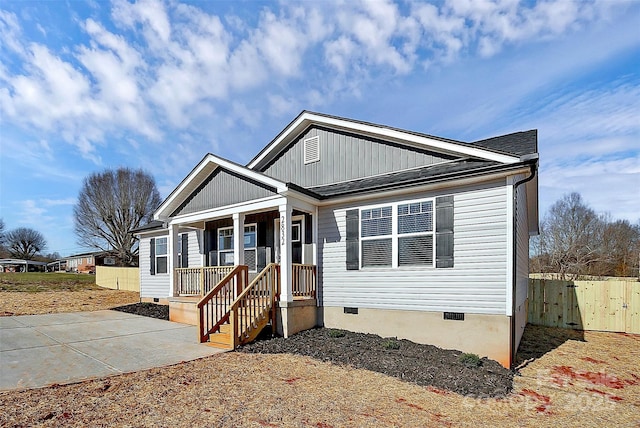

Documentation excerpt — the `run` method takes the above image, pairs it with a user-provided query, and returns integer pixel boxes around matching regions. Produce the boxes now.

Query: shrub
[327,329,346,338]
[459,353,482,368]
[382,339,400,350]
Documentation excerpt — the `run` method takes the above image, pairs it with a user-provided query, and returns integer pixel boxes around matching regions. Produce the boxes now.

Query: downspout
[510,155,538,368]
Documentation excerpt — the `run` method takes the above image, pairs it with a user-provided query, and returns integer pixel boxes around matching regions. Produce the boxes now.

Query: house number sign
[280,215,286,246]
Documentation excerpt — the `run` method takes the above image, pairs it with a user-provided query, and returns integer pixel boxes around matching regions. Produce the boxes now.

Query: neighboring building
[0,259,47,272]
[63,251,114,274]
[133,111,539,368]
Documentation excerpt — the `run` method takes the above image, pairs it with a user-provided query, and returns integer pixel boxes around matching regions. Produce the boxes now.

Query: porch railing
[175,266,235,296]
[292,263,316,298]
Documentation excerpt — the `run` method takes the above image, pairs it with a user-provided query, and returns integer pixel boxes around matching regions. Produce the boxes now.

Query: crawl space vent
[344,307,359,315]
[304,136,320,164]
[444,312,464,321]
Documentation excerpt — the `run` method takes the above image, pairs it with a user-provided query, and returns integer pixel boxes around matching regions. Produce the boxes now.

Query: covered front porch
[163,194,320,347]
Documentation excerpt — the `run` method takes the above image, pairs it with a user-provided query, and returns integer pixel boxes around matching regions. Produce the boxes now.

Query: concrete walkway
[0,310,225,391]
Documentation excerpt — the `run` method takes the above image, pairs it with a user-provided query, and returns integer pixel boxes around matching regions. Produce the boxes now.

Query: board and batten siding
[261,126,457,188]
[318,183,508,314]
[139,229,203,299]
[172,168,277,217]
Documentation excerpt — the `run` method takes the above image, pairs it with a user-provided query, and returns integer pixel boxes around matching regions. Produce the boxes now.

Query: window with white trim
[244,224,257,272]
[360,206,393,267]
[155,237,168,274]
[218,227,234,266]
[218,225,259,269]
[359,199,437,269]
[397,201,434,266]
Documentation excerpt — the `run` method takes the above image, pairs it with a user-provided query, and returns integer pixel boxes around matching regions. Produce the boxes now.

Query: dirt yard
[0,272,139,316]
[1,276,639,427]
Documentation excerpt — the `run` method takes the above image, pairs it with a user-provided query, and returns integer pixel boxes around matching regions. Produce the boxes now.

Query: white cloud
[42,198,77,206]
[17,200,52,225]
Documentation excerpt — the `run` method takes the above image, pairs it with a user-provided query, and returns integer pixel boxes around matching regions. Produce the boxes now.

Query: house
[63,251,114,274]
[133,111,539,368]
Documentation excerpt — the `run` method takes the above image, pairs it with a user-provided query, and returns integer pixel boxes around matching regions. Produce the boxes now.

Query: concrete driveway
[0,310,224,391]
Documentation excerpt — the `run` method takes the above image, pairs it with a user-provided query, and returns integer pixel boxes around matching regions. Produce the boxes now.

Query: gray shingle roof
[130,220,165,233]
[470,130,538,157]
[305,159,528,199]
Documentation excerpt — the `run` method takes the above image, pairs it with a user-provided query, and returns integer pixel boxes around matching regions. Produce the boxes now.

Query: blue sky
[0,0,638,257]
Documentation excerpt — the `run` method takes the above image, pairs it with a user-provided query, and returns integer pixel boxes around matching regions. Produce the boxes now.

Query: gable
[259,125,458,188]
[171,168,277,217]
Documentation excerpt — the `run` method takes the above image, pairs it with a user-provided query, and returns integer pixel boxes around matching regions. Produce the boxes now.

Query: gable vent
[304,136,320,164]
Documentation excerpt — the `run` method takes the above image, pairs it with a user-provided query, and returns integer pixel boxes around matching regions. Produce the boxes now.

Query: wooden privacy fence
[96,266,140,292]
[528,278,640,334]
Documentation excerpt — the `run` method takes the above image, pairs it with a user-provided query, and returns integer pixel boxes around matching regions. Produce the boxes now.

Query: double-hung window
[153,237,168,274]
[218,225,259,269]
[397,201,434,266]
[360,206,393,267]
[218,227,234,266]
[244,224,257,272]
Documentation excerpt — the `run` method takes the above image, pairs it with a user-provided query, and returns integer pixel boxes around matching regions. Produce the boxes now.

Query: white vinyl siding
[318,182,508,314]
[139,229,203,299]
[515,178,530,308]
[139,232,171,299]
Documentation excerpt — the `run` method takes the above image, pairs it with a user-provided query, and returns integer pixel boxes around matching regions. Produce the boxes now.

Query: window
[218,225,258,270]
[218,227,234,266]
[291,223,301,243]
[153,237,168,274]
[360,206,393,267]
[244,224,257,272]
[397,201,434,266]
[352,197,452,269]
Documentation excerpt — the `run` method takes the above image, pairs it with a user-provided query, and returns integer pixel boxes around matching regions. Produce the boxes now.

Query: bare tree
[538,193,607,279]
[598,219,640,277]
[535,193,640,279]
[5,227,47,260]
[74,167,161,266]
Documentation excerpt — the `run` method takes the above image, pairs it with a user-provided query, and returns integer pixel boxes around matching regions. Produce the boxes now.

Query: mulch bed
[241,328,514,397]
[111,302,169,320]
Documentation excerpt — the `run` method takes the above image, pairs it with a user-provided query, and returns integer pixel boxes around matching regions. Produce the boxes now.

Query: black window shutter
[150,238,156,275]
[345,209,359,270]
[436,196,454,268]
[181,234,189,268]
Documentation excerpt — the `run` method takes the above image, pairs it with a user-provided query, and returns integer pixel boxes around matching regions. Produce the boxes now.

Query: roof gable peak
[248,111,521,170]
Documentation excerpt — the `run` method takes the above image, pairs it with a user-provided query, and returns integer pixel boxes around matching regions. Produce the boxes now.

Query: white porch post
[233,213,245,266]
[279,202,293,302]
[168,223,179,296]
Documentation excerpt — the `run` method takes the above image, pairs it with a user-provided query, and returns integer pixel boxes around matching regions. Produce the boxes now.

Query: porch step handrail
[229,263,281,348]
[196,265,248,343]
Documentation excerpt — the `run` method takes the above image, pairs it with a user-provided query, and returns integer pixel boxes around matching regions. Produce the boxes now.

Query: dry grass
[1,326,638,427]
[0,273,139,316]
